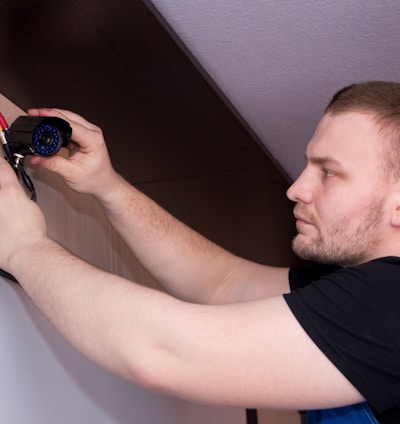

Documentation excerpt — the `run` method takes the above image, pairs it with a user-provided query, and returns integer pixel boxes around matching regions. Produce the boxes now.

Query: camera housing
[7,116,72,156]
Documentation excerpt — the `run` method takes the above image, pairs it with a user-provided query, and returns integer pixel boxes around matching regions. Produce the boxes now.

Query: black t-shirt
[283,257,400,424]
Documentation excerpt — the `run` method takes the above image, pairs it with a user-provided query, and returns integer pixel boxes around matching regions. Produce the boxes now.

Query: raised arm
[28,108,289,304]
[0,127,363,410]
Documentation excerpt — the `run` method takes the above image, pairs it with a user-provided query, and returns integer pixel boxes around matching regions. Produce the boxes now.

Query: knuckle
[91,128,105,147]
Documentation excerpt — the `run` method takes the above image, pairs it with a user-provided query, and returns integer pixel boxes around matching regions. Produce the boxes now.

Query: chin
[292,237,331,265]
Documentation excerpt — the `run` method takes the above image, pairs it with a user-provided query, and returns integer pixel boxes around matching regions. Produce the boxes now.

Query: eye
[322,168,335,178]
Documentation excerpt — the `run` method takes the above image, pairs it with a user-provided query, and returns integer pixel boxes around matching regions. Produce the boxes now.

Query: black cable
[19,164,37,201]
[246,409,258,424]
[0,269,18,283]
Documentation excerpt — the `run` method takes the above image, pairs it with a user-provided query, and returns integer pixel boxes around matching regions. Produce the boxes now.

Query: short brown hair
[325,81,400,179]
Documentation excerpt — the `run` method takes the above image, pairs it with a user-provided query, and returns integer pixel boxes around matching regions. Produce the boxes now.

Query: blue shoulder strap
[307,402,379,423]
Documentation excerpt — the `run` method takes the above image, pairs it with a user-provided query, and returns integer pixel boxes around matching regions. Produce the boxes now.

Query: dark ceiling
[0,0,279,185]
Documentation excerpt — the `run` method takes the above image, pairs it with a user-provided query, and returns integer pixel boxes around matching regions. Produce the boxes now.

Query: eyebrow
[306,155,344,169]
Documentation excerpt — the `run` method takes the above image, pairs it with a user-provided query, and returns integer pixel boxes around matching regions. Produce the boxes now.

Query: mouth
[294,214,311,225]
[293,209,314,227]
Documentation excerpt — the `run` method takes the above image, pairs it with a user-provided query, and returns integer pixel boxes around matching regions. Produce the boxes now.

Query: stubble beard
[292,199,384,267]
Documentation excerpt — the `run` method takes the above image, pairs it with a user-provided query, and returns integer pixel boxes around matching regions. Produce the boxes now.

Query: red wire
[0,113,9,129]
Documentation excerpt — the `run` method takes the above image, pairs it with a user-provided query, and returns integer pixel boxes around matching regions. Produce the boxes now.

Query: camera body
[7,116,72,156]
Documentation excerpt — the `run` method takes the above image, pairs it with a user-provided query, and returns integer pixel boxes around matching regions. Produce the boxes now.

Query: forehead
[306,112,382,163]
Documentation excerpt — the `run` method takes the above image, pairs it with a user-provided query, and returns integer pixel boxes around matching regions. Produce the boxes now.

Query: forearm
[27,108,288,304]
[95,174,244,303]
[8,239,364,410]
[10,237,177,381]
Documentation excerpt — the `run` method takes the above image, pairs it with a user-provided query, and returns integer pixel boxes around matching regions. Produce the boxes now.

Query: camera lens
[39,131,55,146]
[32,123,62,156]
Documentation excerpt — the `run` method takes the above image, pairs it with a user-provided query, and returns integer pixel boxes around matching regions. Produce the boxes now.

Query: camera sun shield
[7,116,72,156]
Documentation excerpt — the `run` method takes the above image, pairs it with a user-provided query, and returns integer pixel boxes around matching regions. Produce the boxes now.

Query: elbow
[117,297,189,396]
[129,362,164,393]
[124,346,178,395]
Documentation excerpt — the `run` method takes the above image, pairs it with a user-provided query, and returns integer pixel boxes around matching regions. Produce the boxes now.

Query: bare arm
[89,173,290,303]
[6,222,362,410]
[29,108,290,304]
[0,154,363,410]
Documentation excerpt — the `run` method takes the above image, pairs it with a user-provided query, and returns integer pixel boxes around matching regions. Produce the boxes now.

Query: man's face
[287,111,394,266]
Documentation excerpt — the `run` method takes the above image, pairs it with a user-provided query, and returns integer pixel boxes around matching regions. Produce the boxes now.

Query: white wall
[0,94,245,424]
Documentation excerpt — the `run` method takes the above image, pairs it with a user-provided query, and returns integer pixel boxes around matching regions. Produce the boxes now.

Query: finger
[30,154,73,179]
[28,108,99,131]
[28,108,104,153]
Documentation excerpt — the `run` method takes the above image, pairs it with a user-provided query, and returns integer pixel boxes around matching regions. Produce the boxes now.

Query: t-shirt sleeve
[288,262,340,290]
[284,258,400,416]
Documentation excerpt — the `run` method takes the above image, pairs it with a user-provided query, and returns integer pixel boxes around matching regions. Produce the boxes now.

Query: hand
[28,108,120,199]
[0,157,47,271]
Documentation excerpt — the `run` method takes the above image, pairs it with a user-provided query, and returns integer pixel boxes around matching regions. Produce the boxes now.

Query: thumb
[30,155,70,177]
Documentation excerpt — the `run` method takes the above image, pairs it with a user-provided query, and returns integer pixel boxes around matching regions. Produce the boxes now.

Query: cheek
[321,193,383,233]
[314,192,356,228]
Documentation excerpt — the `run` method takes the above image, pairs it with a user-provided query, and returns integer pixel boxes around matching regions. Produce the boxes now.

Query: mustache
[293,205,315,224]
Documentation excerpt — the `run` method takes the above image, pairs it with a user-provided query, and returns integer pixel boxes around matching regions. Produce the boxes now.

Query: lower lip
[296,219,313,230]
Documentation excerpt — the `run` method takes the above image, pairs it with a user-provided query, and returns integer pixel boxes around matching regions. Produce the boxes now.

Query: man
[0,81,398,423]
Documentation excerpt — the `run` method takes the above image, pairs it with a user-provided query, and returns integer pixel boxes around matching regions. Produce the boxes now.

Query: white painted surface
[147,0,400,179]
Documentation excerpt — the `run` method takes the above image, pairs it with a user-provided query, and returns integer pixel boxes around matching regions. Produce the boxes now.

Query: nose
[286,169,313,204]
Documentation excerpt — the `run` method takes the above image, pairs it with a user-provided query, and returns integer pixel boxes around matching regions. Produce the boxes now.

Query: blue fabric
[307,402,379,424]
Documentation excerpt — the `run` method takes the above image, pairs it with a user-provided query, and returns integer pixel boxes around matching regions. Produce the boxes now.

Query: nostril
[286,181,299,202]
